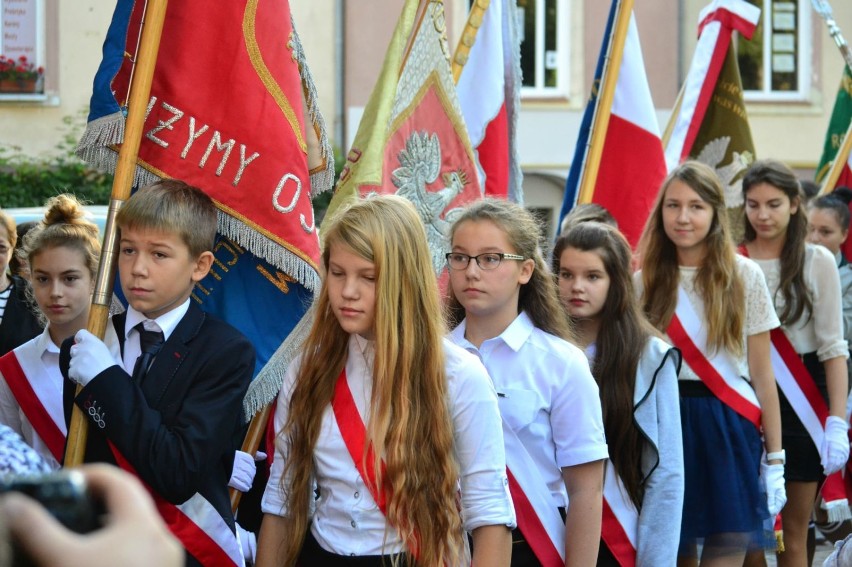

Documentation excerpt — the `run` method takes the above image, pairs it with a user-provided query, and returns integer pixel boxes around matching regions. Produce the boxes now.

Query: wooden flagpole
[812,0,852,195]
[451,0,491,83]
[230,404,272,511]
[65,0,170,467]
[820,118,852,195]
[576,0,634,205]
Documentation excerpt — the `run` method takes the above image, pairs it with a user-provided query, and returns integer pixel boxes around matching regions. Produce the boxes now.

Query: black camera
[0,470,103,567]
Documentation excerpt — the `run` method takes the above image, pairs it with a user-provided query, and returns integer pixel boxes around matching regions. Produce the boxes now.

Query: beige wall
[0,0,341,159]
[291,0,338,145]
[747,4,849,170]
[343,0,466,142]
[0,0,113,158]
[2,0,849,180]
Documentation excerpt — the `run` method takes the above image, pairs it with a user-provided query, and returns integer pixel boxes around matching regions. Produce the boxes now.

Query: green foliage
[0,113,113,207]
[310,144,345,226]
[0,111,344,212]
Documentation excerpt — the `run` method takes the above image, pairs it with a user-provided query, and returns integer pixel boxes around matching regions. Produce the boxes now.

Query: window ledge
[745,99,824,116]
[521,98,577,110]
[0,91,60,106]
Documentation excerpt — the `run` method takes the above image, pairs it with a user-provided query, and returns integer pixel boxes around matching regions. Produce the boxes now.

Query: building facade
[1,0,849,239]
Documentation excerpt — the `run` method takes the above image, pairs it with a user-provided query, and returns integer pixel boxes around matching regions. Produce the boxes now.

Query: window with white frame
[516,0,569,98]
[736,0,811,100]
[1,0,45,95]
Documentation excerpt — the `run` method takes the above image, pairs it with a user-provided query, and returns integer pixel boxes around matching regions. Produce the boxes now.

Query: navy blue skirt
[678,381,771,554]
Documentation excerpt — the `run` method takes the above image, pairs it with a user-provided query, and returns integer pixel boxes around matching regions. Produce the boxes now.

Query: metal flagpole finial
[811,0,852,69]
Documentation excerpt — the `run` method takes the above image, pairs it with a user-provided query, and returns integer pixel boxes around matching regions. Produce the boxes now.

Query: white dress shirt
[262,334,515,557]
[449,312,608,508]
[120,301,189,373]
[0,327,65,469]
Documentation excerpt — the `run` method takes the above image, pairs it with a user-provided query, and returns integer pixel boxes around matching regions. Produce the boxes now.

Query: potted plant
[0,55,44,93]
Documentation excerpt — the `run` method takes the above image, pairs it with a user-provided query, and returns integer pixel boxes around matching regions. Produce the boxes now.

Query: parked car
[4,205,109,236]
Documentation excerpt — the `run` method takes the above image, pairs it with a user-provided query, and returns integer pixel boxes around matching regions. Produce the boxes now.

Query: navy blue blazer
[61,302,254,542]
[0,275,43,356]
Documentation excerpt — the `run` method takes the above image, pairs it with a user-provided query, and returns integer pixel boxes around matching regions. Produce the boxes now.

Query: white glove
[822,416,851,476]
[760,460,786,516]
[235,523,257,565]
[68,330,120,387]
[228,451,256,492]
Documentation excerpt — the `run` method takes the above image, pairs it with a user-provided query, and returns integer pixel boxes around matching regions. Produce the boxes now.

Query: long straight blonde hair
[279,195,463,566]
[638,161,745,355]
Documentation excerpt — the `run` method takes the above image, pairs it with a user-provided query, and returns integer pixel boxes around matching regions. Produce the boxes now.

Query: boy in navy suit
[63,180,254,566]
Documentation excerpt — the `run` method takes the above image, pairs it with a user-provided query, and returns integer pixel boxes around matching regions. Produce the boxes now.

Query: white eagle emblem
[696,136,754,208]
[392,131,469,273]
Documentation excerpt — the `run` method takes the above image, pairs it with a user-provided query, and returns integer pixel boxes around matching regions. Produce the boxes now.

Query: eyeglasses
[445,252,526,271]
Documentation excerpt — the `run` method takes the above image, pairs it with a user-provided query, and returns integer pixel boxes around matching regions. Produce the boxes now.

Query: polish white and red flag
[456,0,524,203]
[559,4,666,247]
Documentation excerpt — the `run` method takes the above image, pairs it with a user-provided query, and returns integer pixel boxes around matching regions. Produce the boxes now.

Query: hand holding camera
[0,465,182,567]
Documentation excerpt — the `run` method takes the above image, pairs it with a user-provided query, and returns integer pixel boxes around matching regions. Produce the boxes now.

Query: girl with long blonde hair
[742,159,850,567]
[445,198,607,567]
[256,195,514,567]
[637,161,784,566]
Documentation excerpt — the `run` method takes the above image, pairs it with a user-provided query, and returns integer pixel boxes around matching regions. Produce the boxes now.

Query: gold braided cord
[451,0,490,83]
[243,0,307,153]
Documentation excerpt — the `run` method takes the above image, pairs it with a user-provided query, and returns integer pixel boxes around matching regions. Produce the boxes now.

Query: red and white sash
[737,247,850,518]
[601,461,637,567]
[108,445,244,567]
[0,349,66,464]
[502,418,565,567]
[767,328,852,518]
[83,324,243,566]
[667,286,762,428]
[768,328,828,449]
[331,369,421,559]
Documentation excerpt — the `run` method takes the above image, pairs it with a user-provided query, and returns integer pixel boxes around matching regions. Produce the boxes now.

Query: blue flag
[79,0,335,422]
[557,3,616,233]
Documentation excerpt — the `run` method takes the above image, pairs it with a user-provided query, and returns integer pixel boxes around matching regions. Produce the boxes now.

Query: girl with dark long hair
[742,160,849,567]
[553,221,683,565]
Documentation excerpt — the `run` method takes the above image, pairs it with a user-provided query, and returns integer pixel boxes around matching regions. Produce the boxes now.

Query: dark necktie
[131,323,165,384]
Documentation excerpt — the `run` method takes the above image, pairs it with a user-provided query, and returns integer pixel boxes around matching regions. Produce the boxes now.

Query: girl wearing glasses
[637,161,784,566]
[446,198,608,567]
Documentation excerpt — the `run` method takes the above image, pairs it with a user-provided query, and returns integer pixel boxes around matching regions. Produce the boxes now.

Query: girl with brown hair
[445,198,608,567]
[742,159,850,567]
[554,221,683,566]
[638,161,784,566]
[0,194,100,469]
